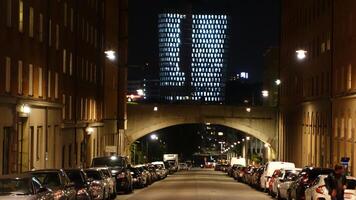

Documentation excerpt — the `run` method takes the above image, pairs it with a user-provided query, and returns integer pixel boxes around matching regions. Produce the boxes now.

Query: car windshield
[65,171,85,185]
[101,170,111,178]
[32,172,61,188]
[0,178,31,195]
[85,171,102,180]
[92,157,124,167]
[155,164,164,169]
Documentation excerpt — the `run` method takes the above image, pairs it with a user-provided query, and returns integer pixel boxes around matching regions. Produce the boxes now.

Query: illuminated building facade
[158,13,229,103]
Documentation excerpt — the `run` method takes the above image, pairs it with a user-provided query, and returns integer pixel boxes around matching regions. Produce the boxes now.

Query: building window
[36,127,42,161]
[70,8,74,32]
[62,94,66,120]
[6,0,12,27]
[62,49,66,74]
[55,72,58,99]
[49,19,52,46]
[69,95,72,120]
[29,64,33,96]
[64,3,67,27]
[56,24,60,50]
[39,14,43,42]
[5,57,11,93]
[348,64,352,90]
[18,0,23,32]
[69,52,73,75]
[29,7,34,37]
[38,67,43,97]
[47,71,51,98]
[80,98,83,120]
[18,60,23,94]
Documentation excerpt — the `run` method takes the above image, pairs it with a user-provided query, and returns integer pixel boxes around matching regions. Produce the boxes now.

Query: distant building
[158,13,230,103]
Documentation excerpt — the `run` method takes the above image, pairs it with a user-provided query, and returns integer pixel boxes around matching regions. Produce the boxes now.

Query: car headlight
[54,190,64,200]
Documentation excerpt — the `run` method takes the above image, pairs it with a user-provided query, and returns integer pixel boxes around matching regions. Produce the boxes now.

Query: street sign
[341,157,350,166]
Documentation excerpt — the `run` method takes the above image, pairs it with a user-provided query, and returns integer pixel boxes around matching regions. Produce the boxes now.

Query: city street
[118,168,272,200]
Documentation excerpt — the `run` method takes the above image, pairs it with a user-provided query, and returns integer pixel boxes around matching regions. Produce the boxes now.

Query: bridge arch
[125,104,278,156]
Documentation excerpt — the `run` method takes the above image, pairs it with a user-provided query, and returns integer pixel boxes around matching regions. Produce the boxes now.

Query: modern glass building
[158,13,229,103]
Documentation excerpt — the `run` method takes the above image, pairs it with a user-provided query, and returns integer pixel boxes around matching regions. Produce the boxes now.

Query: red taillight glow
[315,185,325,194]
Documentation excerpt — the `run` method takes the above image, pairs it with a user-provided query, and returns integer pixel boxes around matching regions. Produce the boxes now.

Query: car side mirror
[36,187,49,194]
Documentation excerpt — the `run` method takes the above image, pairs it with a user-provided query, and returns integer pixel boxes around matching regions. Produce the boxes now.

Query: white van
[260,161,295,190]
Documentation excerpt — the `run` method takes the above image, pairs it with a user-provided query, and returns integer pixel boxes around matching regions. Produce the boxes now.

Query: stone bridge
[124,104,278,155]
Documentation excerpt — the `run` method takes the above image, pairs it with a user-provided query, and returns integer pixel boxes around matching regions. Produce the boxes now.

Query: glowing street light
[262,90,269,98]
[246,136,250,141]
[264,143,271,148]
[137,89,144,96]
[296,49,307,60]
[86,127,94,135]
[105,50,116,61]
[275,79,281,86]
[153,106,158,112]
[246,107,251,113]
[150,134,159,140]
[218,132,224,136]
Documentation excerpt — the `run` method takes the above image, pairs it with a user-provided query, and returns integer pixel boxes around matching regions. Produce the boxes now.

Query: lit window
[5,57,11,93]
[18,0,23,32]
[18,60,23,94]
[29,7,34,37]
[29,64,33,96]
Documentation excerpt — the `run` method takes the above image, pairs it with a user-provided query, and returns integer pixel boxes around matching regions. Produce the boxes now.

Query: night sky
[128,0,280,82]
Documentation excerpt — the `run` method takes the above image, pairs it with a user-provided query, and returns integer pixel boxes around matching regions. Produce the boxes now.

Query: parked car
[91,156,133,193]
[272,168,301,200]
[64,169,92,200]
[288,167,334,200]
[235,166,246,181]
[178,163,189,171]
[274,169,300,200]
[260,161,295,191]
[135,165,152,186]
[152,161,168,179]
[146,164,159,182]
[84,168,110,200]
[228,164,240,177]
[305,175,331,200]
[345,176,356,200]
[29,169,76,200]
[96,168,116,199]
[251,166,265,188]
[243,166,257,185]
[0,174,53,200]
[268,169,282,196]
[130,167,147,188]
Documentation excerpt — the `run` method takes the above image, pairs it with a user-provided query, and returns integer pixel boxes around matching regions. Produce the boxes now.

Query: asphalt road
[117,168,272,200]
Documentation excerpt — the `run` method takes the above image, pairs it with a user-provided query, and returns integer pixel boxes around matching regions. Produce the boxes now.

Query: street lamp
[296,49,307,60]
[218,132,224,136]
[246,136,250,141]
[246,107,251,112]
[262,90,269,98]
[153,106,158,112]
[150,134,158,140]
[275,79,281,86]
[105,50,116,61]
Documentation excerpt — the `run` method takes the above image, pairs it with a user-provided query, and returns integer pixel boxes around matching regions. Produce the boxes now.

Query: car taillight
[117,172,125,179]
[315,185,325,194]
[54,190,64,200]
